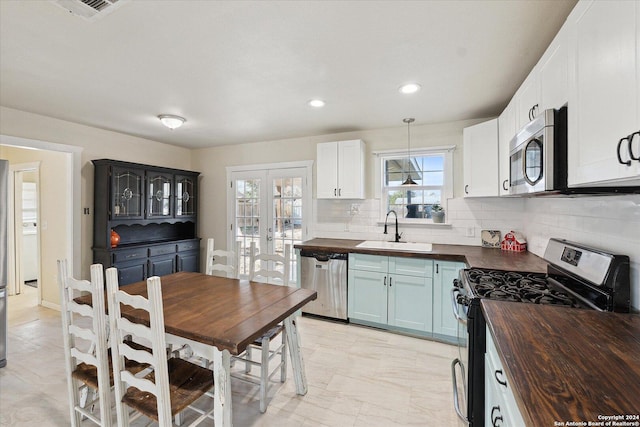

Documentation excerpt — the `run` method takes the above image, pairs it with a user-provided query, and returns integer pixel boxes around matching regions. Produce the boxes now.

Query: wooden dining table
[79,271,317,427]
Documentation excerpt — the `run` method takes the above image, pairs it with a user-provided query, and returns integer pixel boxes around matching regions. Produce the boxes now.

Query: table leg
[213,347,233,427]
[283,315,308,395]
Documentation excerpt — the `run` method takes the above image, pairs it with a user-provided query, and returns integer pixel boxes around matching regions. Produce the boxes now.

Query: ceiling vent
[51,0,128,21]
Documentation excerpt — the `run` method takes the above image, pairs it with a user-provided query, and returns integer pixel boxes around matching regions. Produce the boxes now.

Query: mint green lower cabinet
[388,273,432,332]
[432,261,465,340]
[348,253,433,334]
[347,268,388,324]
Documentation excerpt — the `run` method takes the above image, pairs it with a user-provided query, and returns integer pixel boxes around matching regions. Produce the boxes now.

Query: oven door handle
[451,288,467,325]
[451,358,469,424]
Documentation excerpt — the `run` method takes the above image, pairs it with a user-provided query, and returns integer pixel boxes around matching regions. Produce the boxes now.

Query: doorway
[227,162,312,284]
[8,165,41,306]
[1,134,81,312]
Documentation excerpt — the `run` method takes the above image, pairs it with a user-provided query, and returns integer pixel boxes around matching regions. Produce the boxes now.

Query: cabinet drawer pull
[389,277,392,287]
[491,406,503,427]
[502,179,509,191]
[617,136,632,166]
[628,130,640,161]
[495,369,507,387]
[464,184,469,194]
[384,276,387,286]
[334,188,337,196]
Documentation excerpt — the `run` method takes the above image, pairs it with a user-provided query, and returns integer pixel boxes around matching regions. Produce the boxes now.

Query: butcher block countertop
[483,300,640,426]
[295,238,548,272]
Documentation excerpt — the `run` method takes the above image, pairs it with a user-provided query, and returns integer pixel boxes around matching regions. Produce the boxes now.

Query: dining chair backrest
[58,260,111,427]
[105,269,172,426]
[205,238,241,278]
[249,241,291,286]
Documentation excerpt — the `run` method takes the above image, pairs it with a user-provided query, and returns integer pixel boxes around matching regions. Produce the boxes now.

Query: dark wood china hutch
[92,159,200,285]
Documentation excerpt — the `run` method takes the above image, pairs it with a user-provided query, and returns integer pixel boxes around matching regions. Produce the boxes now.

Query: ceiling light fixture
[158,114,186,130]
[399,83,421,94]
[402,118,418,186]
[308,99,326,108]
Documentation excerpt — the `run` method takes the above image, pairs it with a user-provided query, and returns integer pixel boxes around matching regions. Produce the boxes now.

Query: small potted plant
[431,203,445,223]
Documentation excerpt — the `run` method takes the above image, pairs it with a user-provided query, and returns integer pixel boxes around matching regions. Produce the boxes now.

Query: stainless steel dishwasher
[300,250,348,320]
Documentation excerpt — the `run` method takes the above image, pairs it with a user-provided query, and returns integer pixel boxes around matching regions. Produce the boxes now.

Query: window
[379,148,454,222]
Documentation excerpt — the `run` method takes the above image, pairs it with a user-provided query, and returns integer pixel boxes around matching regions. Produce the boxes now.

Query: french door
[227,162,311,284]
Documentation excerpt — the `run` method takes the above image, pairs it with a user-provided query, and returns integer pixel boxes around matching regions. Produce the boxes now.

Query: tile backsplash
[313,194,640,311]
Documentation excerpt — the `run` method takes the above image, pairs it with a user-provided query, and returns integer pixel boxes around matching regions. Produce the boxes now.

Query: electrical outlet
[466,227,475,237]
[350,203,360,216]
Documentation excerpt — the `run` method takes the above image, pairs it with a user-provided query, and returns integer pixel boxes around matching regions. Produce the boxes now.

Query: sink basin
[356,241,433,253]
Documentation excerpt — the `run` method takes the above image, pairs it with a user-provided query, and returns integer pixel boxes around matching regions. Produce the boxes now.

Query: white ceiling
[0,0,577,149]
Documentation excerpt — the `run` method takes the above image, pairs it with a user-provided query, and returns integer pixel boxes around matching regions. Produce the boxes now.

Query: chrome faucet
[384,210,402,242]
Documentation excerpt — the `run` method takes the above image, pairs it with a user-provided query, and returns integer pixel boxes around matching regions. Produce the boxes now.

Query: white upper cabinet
[463,119,499,197]
[567,0,640,186]
[316,139,365,199]
[515,70,540,129]
[498,98,516,196]
[538,25,569,112]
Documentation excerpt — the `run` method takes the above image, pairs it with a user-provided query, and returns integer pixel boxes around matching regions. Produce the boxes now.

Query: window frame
[377,146,454,223]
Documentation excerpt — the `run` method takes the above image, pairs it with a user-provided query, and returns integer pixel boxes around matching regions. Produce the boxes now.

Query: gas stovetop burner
[464,268,583,307]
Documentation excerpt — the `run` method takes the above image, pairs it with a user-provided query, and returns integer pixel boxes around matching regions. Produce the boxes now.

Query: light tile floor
[1,286,463,426]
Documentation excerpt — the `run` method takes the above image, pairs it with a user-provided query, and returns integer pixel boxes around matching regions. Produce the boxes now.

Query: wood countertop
[295,238,548,272]
[482,300,640,426]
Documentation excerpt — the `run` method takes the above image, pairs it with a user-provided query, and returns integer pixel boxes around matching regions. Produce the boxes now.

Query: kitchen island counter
[482,299,640,426]
[295,238,548,273]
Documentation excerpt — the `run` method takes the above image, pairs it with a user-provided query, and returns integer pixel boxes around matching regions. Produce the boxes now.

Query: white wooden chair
[105,269,215,426]
[232,242,291,413]
[58,260,112,427]
[205,238,241,278]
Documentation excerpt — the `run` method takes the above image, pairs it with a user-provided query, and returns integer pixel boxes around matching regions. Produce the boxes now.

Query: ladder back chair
[205,238,241,278]
[105,269,215,426]
[58,260,112,427]
[233,242,291,413]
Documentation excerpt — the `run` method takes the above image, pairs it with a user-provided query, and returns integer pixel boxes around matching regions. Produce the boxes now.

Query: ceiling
[0,0,577,149]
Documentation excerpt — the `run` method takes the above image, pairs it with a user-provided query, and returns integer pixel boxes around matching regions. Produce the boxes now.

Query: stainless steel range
[450,238,631,427]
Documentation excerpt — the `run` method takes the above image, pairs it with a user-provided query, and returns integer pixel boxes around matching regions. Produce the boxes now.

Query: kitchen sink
[355,240,433,252]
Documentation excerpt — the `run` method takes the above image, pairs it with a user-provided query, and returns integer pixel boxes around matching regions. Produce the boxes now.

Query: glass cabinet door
[146,172,173,218]
[111,166,144,219]
[175,174,197,218]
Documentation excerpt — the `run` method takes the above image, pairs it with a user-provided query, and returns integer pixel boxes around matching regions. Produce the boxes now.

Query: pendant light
[402,118,418,186]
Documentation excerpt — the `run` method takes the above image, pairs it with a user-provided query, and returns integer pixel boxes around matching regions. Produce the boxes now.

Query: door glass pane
[113,168,143,218]
[176,175,196,216]
[148,174,172,217]
[272,175,303,283]
[235,178,261,276]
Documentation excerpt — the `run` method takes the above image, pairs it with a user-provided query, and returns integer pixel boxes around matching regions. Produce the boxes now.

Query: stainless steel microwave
[509,106,567,195]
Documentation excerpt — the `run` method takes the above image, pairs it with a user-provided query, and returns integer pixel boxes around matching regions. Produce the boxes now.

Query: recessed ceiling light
[308,99,326,108]
[158,114,186,130]
[399,83,421,94]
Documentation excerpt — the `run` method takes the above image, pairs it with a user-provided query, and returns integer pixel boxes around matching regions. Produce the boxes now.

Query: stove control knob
[453,278,461,289]
[456,294,470,306]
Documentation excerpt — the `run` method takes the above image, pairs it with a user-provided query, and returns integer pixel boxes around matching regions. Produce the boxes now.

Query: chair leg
[245,346,252,374]
[281,333,287,383]
[259,336,269,413]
